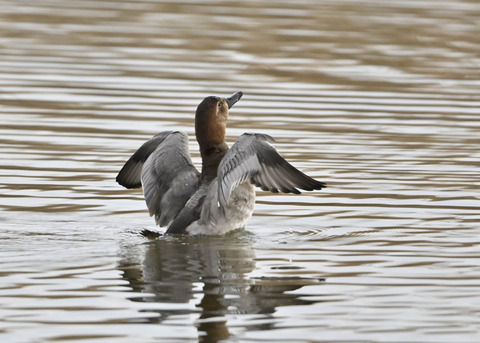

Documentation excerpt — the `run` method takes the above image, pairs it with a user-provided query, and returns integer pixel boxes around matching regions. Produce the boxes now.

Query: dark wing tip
[303,179,327,190]
[316,180,327,189]
[293,174,327,191]
[116,177,141,189]
[116,131,178,189]
[116,160,143,189]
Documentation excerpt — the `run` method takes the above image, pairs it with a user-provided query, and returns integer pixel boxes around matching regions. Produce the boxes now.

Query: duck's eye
[217,101,222,109]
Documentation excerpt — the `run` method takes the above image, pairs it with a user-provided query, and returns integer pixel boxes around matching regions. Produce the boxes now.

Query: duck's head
[195,91,243,148]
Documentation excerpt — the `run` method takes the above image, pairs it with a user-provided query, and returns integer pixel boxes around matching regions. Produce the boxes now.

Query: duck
[116,91,326,235]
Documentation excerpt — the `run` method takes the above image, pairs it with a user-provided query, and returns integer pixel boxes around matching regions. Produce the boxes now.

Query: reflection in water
[118,234,322,342]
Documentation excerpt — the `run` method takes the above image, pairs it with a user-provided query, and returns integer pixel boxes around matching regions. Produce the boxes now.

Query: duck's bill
[225,91,243,109]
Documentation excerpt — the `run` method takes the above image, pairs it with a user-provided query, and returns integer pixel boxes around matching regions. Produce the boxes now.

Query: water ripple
[1,0,480,342]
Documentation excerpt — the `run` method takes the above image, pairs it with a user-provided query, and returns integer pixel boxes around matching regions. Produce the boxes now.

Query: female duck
[116,91,326,235]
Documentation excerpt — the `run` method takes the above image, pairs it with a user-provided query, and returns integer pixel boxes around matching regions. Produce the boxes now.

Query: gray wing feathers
[217,133,325,207]
[219,152,260,205]
[252,152,324,193]
[141,131,200,227]
[117,131,200,227]
[116,131,174,189]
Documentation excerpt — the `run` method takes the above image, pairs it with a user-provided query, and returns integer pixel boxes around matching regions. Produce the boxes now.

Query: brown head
[195,91,243,179]
[195,91,243,149]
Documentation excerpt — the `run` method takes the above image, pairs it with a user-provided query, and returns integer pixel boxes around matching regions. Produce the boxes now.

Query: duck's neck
[199,142,228,182]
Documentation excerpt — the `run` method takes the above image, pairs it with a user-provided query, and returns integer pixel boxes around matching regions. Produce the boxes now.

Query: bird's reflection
[118,232,323,342]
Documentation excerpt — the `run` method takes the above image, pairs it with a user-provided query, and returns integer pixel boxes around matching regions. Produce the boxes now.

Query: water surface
[1,0,480,342]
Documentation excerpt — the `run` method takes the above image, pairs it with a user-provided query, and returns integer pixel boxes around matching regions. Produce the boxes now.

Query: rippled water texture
[1,0,480,342]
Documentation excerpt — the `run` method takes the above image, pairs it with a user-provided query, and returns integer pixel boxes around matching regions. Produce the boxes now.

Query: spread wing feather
[217,133,326,207]
[116,131,200,227]
[116,131,173,189]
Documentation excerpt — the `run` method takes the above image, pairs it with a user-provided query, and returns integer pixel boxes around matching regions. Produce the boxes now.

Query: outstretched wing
[116,131,200,227]
[116,131,173,189]
[217,133,326,206]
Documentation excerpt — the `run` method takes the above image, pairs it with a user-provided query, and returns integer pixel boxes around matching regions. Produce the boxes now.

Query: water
[1,0,480,342]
